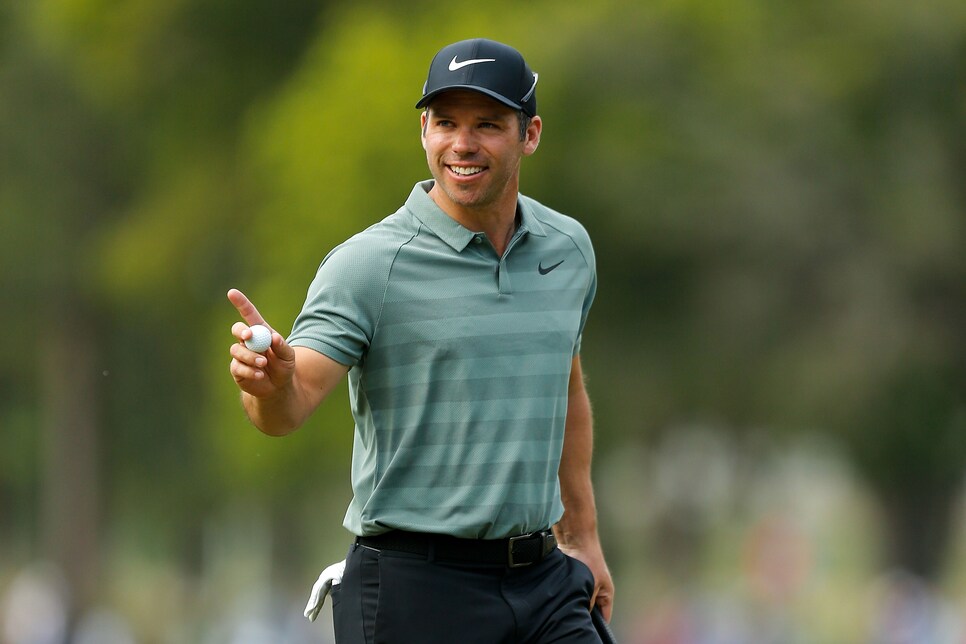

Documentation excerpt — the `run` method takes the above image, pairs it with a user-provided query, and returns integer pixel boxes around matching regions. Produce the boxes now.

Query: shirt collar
[405,180,547,252]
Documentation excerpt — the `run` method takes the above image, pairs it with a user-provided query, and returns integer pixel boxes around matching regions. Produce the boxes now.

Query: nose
[451,126,478,155]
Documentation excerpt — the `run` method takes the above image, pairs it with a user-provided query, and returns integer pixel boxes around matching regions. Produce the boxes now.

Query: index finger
[227,288,267,328]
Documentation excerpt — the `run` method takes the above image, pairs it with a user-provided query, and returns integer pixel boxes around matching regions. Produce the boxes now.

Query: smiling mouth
[448,165,485,177]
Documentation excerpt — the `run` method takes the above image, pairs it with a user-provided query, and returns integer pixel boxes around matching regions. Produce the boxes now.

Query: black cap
[416,39,538,116]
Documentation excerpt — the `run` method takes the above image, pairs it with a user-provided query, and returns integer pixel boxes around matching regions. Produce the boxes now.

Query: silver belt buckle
[507,532,535,568]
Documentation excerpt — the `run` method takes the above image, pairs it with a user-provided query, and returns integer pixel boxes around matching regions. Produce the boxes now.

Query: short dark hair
[517,111,531,142]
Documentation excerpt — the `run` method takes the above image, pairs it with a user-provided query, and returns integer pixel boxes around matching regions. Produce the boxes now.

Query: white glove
[303,559,346,622]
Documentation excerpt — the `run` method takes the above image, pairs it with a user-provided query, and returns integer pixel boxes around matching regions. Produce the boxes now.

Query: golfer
[228,38,614,643]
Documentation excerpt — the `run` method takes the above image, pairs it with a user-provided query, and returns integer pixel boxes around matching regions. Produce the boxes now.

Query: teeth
[450,166,484,176]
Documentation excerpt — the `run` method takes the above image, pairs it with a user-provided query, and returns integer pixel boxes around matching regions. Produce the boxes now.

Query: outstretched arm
[228,288,349,436]
[554,355,615,621]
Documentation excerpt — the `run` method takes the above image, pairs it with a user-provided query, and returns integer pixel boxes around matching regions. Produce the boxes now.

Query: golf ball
[245,324,272,353]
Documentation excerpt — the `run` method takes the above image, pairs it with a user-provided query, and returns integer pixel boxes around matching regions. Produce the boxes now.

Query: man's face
[421,90,540,216]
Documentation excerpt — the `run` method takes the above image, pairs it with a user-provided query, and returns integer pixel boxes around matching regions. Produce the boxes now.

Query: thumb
[269,331,296,362]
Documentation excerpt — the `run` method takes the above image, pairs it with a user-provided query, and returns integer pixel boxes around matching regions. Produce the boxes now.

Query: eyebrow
[429,108,511,122]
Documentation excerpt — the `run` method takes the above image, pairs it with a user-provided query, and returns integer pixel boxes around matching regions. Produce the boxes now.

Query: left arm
[554,355,615,621]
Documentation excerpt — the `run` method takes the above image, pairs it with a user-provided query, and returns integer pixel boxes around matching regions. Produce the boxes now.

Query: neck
[428,184,519,256]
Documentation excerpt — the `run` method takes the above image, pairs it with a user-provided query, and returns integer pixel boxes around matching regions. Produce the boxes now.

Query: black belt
[356,529,557,568]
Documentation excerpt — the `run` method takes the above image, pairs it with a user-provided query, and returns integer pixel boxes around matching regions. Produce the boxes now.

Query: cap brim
[415,86,525,113]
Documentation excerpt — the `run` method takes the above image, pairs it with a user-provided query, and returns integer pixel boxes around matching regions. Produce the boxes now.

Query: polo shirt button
[473,235,483,244]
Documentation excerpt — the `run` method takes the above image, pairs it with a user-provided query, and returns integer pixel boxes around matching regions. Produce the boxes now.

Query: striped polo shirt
[288,180,597,539]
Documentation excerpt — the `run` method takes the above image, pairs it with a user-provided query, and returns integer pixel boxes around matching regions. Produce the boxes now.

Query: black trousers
[331,541,603,644]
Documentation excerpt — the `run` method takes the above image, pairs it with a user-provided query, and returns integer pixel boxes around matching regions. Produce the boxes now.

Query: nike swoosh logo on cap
[448,56,497,71]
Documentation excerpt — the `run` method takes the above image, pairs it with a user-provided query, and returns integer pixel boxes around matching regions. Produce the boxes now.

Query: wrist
[243,384,301,435]
[553,520,600,550]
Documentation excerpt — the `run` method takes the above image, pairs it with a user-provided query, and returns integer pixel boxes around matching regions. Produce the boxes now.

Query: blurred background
[1,0,965,641]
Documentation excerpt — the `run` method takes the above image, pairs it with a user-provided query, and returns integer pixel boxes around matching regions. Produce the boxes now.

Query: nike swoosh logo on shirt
[538,260,565,275]
[449,56,497,71]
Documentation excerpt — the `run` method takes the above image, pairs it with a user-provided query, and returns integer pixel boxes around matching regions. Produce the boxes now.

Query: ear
[523,115,542,156]
[420,111,428,150]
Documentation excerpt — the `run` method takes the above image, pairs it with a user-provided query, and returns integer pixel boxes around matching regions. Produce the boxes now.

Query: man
[228,38,614,643]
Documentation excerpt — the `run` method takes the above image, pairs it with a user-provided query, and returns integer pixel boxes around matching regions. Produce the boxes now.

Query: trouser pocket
[333,544,380,644]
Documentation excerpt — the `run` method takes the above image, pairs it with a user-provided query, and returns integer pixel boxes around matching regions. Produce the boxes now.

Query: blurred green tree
[530,0,966,581]
[2,0,965,633]
[0,17,131,612]
[1,0,329,618]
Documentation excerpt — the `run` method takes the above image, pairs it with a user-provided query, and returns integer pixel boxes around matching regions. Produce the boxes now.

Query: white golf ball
[245,324,272,353]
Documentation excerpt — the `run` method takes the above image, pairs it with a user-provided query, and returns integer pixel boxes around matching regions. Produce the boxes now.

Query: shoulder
[319,208,420,277]
[519,194,595,263]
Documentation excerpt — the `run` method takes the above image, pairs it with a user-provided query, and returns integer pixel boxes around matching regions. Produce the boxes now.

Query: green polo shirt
[288,180,597,539]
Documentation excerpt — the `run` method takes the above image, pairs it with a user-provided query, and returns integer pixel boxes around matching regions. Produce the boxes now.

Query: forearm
[555,376,600,546]
[241,378,312,436]
[554,356,615,618]
[242,351,342,437]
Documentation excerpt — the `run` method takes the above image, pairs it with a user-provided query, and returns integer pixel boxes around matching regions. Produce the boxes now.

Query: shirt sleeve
[573,230,597,356]
[287,237,390,367]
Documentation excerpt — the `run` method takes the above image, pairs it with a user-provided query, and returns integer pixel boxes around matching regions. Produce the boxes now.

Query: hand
[558,539,614,622]
[304,559,346,622]
[227,288,297,399]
